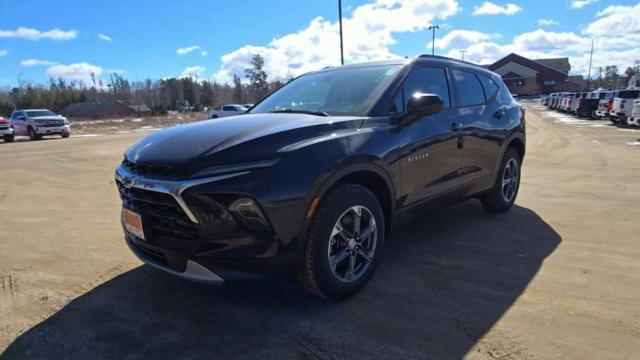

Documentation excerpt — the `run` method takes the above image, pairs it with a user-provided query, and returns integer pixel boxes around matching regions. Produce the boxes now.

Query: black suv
[116,55,525,298]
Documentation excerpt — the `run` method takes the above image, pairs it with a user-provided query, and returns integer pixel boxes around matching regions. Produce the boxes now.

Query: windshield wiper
[269,109,330,117]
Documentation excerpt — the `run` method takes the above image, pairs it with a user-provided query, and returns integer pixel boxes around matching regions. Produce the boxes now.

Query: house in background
[486,53,583,95]
[60,101,151,118]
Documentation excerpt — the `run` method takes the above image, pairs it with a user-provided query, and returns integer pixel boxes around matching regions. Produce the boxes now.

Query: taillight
[608,101,613,110]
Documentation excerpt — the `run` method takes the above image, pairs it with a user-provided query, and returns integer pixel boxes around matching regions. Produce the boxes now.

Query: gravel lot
[1,102,639,359]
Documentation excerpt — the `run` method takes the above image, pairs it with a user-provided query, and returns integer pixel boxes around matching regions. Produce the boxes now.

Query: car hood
[32,116,65,121]
[125,113,364,167]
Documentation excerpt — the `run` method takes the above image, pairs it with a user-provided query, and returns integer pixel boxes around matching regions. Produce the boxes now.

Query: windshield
[26,110,56,117]
[250,64,401,116]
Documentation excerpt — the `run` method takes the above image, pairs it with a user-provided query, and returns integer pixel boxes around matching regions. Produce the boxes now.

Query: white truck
[627,99,640,127]
[207,104,248,119]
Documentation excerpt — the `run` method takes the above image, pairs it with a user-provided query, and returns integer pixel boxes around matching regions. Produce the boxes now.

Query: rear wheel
[481,147,521,213]
[28,127,41,140]
[300,184,385,299]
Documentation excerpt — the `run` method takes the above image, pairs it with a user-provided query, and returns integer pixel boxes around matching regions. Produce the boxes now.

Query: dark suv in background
[116,55,525,298]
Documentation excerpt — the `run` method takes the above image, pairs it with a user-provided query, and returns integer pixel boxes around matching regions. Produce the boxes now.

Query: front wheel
[300,184,385,299]
[61,132,70,138]
[28,127,41,140]
[3,134,14,143]
[481,147,521,213]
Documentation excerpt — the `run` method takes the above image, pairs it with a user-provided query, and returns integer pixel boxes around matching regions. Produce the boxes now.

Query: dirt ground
[0,102,639,359]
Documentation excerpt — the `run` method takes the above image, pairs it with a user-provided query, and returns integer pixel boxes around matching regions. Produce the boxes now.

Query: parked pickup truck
[0,116,14,142]
[207,104,249,119]
[627,99,640,127]
[10,109,70,140]
[595,91,616,119]
[609,90,640,124]
[576,91,605,119]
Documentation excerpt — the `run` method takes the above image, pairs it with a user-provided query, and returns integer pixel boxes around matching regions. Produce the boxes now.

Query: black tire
[3,134,14,143]
[481,147,521,213]
[61,132,70,138]
[210,115,218,119]
[300,183,385,299]
[28,127,41,140]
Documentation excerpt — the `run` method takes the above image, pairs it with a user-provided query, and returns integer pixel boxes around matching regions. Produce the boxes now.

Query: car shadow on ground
[1,201,560,360]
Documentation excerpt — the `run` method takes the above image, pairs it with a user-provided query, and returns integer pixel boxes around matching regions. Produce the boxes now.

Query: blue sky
[0,0,639,87]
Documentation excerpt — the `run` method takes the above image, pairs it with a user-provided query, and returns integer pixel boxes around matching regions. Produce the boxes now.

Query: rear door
[454,70,505,196]
[396,65,462,206]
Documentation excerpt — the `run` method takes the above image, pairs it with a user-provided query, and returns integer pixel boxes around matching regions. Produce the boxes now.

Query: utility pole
[586,38,594,91]
[428,25,439,55]
[338,0,344,65]
[17,72,24,106]
[459,49,467,61]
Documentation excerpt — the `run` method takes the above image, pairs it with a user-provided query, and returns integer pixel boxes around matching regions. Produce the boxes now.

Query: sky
[0,0,639,88]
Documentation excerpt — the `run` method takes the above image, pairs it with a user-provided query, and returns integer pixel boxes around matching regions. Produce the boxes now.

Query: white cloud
[473,2,522,16]
[21,58,57,66]
[0,49,7,57]
[97,33,112,42]
[0,27,77,41]
[46,62,103,84]
[571,0,599,9]
[201,50,208,56]
[585,3,640,37]
[513,29,590,52]
[537,19,558,26]
[213,0,460,83]
[180,65,206,79]
[177,45,202,55]
[434,30,500,49]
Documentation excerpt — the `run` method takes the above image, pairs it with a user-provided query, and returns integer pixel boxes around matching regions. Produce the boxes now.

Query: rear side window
[392,66,451,113]
[453,69,485,106]
[619,90,640,98]
[222,106,237,111]
[477,73,499,100]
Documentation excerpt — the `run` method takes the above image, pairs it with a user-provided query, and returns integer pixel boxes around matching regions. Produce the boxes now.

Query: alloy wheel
[501,158,519,202]
[327,205,377,283]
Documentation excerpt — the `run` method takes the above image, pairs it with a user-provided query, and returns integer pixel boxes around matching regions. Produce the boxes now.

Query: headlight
[63,118,69,125]
[190,158,280,179]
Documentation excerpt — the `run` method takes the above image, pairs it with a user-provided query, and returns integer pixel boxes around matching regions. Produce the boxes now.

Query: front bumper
[0,127,13,135]
[115,164,300,279]
[125,236,224,284]
[35,125,70,135]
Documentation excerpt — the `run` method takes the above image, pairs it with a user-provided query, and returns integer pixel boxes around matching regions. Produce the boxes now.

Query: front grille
[117,181,199,240]
[37,121,64,127]
[122,158,191,179]
[0,125,9,130]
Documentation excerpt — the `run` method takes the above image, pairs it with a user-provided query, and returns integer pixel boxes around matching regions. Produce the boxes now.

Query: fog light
[229,198,269,229]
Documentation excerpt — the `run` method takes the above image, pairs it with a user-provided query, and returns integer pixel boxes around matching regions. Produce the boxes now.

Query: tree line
[589,61,640,90]
[0,54,289,116]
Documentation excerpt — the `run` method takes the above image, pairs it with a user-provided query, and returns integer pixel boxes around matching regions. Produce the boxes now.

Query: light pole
[586,38,594,91]
[428,25,439,55]
[459,49,467,61]
[17,72,24,105]
[338,0,344,65]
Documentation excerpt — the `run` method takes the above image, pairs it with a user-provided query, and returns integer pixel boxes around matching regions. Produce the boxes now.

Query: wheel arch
[299,160,397,243]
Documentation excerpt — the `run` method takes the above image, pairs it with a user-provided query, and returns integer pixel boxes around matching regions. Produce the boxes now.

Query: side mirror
[403,93,444,124]
[18,116,26,121]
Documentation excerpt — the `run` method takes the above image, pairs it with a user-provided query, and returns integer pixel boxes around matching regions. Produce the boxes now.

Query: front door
[396,66,462,207]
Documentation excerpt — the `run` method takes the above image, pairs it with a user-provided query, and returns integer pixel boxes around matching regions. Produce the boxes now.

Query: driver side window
[391,67,451,114]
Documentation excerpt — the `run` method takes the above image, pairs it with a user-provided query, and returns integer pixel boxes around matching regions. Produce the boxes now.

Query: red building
[486,53,583,95]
